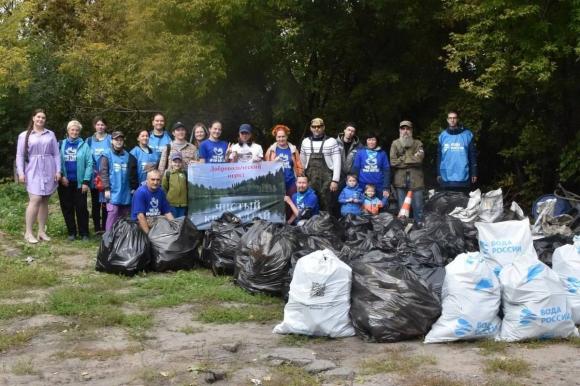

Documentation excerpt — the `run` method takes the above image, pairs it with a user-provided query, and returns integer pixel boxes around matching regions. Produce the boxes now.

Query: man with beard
[390,120,425,223]
[437,110,477,192]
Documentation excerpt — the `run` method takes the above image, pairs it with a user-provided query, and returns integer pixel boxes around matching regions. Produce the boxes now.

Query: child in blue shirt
[338,174,362,216]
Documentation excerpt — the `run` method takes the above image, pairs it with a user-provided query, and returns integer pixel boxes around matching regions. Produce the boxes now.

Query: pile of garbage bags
[96,217,203,275]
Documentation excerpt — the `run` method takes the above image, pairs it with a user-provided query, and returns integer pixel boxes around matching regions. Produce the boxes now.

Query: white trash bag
[552,235,580,324]
[476,218,537,275]
[478,188,504,223]
[273,249,355,337]
[425,252,501,343]
[497,253,578,342]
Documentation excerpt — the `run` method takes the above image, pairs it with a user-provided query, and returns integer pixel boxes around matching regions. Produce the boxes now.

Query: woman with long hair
[86,116,111,234]
[190,122,208,160]
[16,109,61,243]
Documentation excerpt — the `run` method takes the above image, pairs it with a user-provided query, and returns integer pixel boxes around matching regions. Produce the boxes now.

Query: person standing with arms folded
[86,116,111,234]
[58,120,93,241]
[390,120,425,223]
[198,120,230,163]
[16,109,61,244]
[353,132,391,203]
[299,117,341,215]
[158,122,198,174]
[99,131,138,232]
[148,113,172,157]
[437,110,478,193]
[130,130,160,185]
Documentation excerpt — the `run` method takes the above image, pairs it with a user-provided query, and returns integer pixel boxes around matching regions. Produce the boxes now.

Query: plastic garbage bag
[148,217,202,272]
[349,257,441,342]
[409,214,468,266]
[449,189,481,222]
[424,191,469,215]
[551,236,580,324]
[497,253,578,342]
[499,201,526,221]
[204,212,250,275]
[533,234,574,267]
[339,214,373,241]
[300,212,345,247]
[425,252,501,343]
[96,219,150,275]
[475,218,537,275]
[478,188,504,223]
[235,220,298,296]
[273,249,355,337]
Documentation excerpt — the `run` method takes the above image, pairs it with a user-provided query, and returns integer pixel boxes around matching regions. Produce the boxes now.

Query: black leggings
[58,184,89,237]
[90,188,108,232]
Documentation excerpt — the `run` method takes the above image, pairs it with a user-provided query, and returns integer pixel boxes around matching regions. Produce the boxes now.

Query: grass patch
[265,365,321,386]
[567,336,580,347]
[130,270,282,308]
[177,325,203,335]
[279,334,333,347]
[477,339,509,356]
[197,303,282,323]
[0,303,45,320]
[11,358,40,376]
[0,257,60,293]
[359,350,437,376]
[484,357,530,376]
[0,183,29,236]
[484,380,525,386]
[0,329,36,352]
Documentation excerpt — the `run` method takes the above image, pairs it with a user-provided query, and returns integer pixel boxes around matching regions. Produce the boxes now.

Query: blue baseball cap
[239,124,252,134]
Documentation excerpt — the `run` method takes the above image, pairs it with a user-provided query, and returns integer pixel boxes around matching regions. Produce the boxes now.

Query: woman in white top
[229,124,263,163]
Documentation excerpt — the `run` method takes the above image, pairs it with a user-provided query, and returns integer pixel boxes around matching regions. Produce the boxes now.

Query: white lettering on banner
[214,200,262,211]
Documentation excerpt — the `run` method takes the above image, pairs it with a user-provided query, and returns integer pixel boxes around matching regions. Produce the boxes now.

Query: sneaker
[67,235,76,241]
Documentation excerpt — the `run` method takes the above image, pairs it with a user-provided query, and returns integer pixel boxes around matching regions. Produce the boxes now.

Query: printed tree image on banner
[187,161,286,229]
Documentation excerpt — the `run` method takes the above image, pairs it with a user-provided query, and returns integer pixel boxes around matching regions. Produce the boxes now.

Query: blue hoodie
[292,187,320,216]
[353,146,390,193]
[338,184,363,216]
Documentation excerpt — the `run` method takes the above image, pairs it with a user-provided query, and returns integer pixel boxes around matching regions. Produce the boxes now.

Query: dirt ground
[2,239,580,386]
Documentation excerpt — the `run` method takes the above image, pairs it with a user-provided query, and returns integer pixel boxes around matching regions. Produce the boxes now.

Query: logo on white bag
[474,321,498,336]
[310,282,326,297]
[566,277,580,294]
[454,318,473,336]
[474,278,493,291]
[519,307,537,326]
[480,239,523,257]
[526,263,544,283]
[540,306,572,324]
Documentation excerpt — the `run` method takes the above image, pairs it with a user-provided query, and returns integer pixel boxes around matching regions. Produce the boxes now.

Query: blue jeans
[170,206,187,218]
[396,188,424,222]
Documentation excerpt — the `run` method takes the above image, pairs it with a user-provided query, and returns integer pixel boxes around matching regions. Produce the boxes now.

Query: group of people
[15,109,477,242]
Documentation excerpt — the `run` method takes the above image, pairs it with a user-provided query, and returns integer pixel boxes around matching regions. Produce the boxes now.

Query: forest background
[0,0,578,205]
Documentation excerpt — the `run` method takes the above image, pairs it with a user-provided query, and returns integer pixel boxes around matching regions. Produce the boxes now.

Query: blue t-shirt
[199,139,228,163]
[274,146,295,188]
[291,187,320,216]
[131,185,171,220]
[64,139,80,181]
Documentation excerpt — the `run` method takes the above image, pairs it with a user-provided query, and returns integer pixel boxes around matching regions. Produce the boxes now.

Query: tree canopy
[1,0,578,203]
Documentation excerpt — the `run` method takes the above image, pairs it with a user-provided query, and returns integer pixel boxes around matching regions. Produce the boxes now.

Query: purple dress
[16,129,61,196]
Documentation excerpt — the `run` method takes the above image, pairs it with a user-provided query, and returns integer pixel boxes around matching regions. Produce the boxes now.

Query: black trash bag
[148,217,202,272]
[339,214,373,241]
[96,219,150,275]
[204,212,251,275]
[534,234,574,267]
[405,263,446,299]
[424,191,469,215]
[368,212,400,234]
[349,259,441,342]
[300,212,345,244]
[235,220,299,296]
[409,213,468,266]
